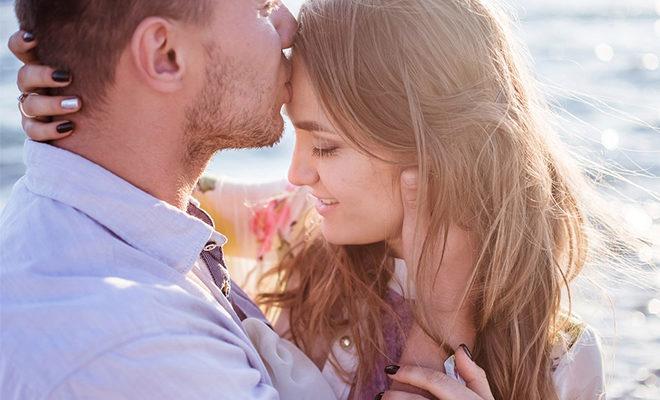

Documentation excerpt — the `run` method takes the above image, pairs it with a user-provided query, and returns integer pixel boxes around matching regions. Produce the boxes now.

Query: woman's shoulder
[552,322,603,369]
[551,322,606,399]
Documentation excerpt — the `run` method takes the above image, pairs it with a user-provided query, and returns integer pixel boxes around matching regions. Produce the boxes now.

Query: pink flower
[249,198,291,259]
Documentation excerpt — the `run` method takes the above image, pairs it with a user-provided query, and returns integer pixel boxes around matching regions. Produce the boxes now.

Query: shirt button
[220,278,231,298]
[204,242,218,251]
[339,335,353,350]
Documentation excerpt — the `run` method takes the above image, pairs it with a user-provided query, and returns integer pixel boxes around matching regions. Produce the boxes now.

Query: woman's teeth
[319,199,339,205]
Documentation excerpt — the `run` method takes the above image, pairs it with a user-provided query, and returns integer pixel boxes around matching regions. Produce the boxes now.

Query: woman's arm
[194,176,313,300]
[194,176,289,259]
[194,176,313,261]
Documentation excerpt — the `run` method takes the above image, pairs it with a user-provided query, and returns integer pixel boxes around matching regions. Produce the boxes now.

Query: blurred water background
[1,0,659,398]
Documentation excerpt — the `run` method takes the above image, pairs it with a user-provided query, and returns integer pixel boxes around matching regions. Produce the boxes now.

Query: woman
[9,0,610,398]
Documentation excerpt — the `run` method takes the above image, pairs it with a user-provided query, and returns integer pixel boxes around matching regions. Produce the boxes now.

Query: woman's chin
[320,222,388,247]
[319,224,347,245]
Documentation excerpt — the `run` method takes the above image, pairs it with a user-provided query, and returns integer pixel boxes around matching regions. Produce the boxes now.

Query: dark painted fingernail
[56,121,74,134]
[459,344,473,360]
[384,365,400,375]
[52,70,71,83]
[374,392,384,400]
[22,32,35,42]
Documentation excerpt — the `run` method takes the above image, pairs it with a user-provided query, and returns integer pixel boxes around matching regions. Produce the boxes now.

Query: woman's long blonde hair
[259,0,623,398]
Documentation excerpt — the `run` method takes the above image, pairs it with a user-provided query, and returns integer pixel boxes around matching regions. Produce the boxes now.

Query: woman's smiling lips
[313,195,339,216]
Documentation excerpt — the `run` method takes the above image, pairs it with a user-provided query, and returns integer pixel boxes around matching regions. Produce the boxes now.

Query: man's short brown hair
[15,0,212,110]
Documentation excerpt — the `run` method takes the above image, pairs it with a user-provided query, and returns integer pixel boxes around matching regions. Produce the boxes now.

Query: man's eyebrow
[293,120,336,134]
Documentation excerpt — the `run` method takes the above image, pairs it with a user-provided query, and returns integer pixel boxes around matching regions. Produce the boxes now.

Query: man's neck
[54,116,211,210]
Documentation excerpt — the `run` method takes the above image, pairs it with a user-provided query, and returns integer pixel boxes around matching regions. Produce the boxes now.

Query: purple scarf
[353,289,415,400]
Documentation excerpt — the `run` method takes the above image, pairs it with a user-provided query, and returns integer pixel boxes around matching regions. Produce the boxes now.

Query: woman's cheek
[319,156,355,192]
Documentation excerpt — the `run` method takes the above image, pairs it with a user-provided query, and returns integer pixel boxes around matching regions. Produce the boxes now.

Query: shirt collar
[23,140,227,274]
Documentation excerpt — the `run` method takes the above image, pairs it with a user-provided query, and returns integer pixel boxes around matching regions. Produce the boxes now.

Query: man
[1,0,296,398]
[2,0,501,398]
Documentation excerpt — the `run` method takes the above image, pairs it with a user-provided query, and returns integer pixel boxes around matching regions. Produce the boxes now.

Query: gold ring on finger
[17,92,39,119]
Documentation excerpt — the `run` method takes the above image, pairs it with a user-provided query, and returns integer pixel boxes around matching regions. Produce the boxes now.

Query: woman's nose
[288,142,319,187]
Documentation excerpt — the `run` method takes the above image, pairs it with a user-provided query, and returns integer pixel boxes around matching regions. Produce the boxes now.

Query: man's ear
[129,17,188,93]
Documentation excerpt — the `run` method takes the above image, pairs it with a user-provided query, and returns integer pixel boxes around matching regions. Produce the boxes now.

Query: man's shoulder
[0,268,249,398]
[1,179,100,248]
[0,179,273,398]
[0,176,242,338]
[0,181,117,285]
[1,251,243,348]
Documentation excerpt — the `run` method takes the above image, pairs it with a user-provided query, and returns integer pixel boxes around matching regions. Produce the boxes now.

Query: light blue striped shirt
[0,140,278,399]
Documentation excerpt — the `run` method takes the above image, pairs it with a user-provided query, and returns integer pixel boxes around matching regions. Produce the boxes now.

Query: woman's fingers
[17,64,72,93]
[454,345,494,399]
[19,93,80,142]
[22,118,75,141]
[21,94,81,119]
[386,365,482,400]
[9,30,78,141]
[7,30,38,64]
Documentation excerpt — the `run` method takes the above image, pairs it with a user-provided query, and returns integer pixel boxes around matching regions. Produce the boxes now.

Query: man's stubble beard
[183,46,285,168]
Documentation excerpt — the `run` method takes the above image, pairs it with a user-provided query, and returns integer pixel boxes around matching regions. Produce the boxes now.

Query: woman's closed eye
[309,134,341,158]
[293,125,343,158]
[311,145,338,158]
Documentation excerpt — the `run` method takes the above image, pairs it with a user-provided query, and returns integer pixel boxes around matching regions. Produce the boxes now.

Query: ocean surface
[1,0,659,398]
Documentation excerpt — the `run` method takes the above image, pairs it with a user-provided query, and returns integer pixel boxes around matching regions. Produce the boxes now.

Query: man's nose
[271,2,297,49]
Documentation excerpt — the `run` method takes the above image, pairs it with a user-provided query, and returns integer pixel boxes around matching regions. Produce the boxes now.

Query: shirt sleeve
[552,326,606,400]
[48,333,280,400]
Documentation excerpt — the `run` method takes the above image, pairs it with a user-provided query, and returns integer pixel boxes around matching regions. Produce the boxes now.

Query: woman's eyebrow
[293,120,336,134]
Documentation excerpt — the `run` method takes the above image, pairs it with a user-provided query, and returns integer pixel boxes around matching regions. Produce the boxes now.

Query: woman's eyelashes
[312,145,338,158]
[310,136,340,158]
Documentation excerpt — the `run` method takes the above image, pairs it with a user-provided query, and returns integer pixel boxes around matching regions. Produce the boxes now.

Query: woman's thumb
[455,344,494,399]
